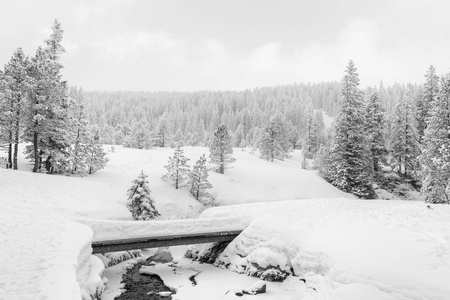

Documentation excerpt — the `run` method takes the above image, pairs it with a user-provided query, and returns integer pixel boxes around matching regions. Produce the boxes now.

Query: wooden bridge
[91,230,242,254]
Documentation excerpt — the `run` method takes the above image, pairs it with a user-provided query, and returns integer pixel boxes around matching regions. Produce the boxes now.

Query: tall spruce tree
[259,113,290,162]
[189,154,214,204]
[162,145,190,189]
[328,60,376,199]
[303,107,319,159]
[365,92,387,172]
[209,124,235,173]
[421,74,450,204]
[85,128,109,175]
[3,49,30,170]
[390,84,420,177]
[417,66,439,141]
[23,20,71,173]
[126,171,160,220]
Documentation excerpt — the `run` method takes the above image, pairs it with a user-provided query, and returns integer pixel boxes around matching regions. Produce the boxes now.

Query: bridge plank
[91,230,242,254]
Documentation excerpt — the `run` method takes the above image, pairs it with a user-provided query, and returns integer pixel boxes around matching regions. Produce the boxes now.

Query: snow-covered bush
[126,171,160,220]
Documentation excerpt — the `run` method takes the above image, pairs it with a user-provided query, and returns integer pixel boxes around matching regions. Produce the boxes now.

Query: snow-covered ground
[205,199,450,300]
[0,145,351,299]
[2,144,449,300]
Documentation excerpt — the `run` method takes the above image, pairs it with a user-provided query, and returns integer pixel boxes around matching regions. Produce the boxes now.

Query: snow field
[205,199,450,300]
[1,144,350,299]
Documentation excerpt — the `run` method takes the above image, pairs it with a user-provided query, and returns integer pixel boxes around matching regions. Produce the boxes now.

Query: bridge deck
[92,230,242,254]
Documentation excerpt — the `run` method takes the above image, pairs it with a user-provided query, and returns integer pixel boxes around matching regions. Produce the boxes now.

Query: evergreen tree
[417,66,439,141]
[234,124,245,147]
[328,60,376,199]
[85,128,109,175]
[390,84,420,177]
[155,114,170,147]
[259,113,290,162]
[126,171,160,220]
[162,145,190,189]
[209,124,235,174]
[23,20,71,173]
[303,107,319,159]
[421,74,450,204]
[189,154,214,204]
[171,128,184,147]
[67,87,89,175]
[365,92,387,172]
[286,120,301,150]
[2,49,30,169]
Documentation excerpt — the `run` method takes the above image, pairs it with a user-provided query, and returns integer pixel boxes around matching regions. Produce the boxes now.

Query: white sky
[1,0,450,91]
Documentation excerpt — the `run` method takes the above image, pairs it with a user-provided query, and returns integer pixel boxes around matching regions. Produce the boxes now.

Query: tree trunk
[7,135,12,169]
[32,132,39,172]
[13,142,18,170]
[196,187,199,200]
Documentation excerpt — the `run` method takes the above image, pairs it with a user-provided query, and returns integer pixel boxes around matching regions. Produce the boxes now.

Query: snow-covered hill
[0,145,351,299]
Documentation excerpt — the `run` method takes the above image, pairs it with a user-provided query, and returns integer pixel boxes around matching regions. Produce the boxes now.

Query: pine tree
[85,128,109,175]
[365,92,387,172]
[234,124,245,147]
[417,66,439,141]
[23,20,72,173]
[390,84,420,177]
[303,107,319,159]
[209,124,235,174]
[67,87,89,175]
[126,171,160,220]
[155,114,170,147]
[162,145,190,189]
[421,74,450,204]
[328,60,376,199]
[259,113,290,162]
[189,154,214,205]
[2,49,30,169]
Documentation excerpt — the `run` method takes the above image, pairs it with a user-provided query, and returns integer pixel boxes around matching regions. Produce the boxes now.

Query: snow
[1,144,350,299]
[208,199,450,300]
[2,144,449,300]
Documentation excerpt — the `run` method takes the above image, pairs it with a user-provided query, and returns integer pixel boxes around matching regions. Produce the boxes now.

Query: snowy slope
[0,144,351,299]
[0,169,105,299]
[203,199,450,300]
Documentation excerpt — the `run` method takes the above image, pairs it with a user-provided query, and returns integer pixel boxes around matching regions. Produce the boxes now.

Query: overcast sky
[1,0,449,91]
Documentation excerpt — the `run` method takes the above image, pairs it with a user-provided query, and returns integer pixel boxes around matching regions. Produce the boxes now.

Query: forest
[1,20,449,204]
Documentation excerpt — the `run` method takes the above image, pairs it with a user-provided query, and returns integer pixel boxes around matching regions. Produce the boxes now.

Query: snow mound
[206,199,450,300]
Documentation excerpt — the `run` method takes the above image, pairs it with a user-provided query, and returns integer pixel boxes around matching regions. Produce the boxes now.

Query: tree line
[0,20,108,175]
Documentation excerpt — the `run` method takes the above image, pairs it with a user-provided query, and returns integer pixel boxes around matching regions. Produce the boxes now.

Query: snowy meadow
[1,145,450,300]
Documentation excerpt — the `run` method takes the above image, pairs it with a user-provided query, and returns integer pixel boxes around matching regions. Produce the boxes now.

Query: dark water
[114,261,175,300]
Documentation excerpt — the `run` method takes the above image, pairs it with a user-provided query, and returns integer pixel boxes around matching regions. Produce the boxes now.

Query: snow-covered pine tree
[390,84,420,177]
[259,113,290,162]
[209,124,235,173]
[162,145,190,189]
[155,114,170,147]
[126,171,160,220]
[365,91,387,172]
[171,128,184,147]
[286,119,301,150]
[328,60,376,199]
[67,87,89,175]
[189,154,214,205]
[23,20,73,173]
[2,48,30,170]
[417,66,439,142]
[303,107,319,159]
[85,128,109,175]
[234,124,245,147]
[421,74,450,204]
